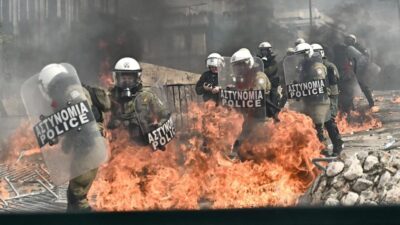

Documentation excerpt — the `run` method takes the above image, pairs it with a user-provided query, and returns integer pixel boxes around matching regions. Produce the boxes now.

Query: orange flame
[89,102,322,211]
[0,180,9,200]
[2,120,38,163]
[99,58,114,89]
[337,110,382,134]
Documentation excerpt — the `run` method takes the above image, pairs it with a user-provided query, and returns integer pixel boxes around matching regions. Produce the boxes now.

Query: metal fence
[164,84,202,130]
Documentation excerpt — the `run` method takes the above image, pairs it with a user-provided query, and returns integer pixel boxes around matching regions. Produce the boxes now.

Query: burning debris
[336,110,382,134]
[0,163,67,212]
[304,150,400,206]
[89,102,322,211]
[2,121,39,163]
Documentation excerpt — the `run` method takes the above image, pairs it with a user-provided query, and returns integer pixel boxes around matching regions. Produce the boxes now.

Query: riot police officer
[293,43,342,156]
[312,43,344,155]
[344,34,374,108]
[108,57,171,147]
[257,42,280,117]
[37,63,110,212]
[195,53,224,103]
[295,38,306,47]
[227,48,271,160]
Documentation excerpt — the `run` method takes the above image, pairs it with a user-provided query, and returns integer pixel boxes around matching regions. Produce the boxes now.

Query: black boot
[332,139,344,157]
[359,82,374,108]
[325,119,343,156]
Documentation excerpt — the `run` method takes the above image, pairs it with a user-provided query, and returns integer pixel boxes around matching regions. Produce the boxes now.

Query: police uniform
[334,44,356,113]
[67,85,111,212]
[195,70,219,103]
[231,70,271,160]
[259,55,280,117]
[108,86,169,146]
[323,60,344,154]
[347,44,374,108]
[297,57,343,155]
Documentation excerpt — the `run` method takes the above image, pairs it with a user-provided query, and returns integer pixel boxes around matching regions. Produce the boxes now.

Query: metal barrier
[164,84,202,130]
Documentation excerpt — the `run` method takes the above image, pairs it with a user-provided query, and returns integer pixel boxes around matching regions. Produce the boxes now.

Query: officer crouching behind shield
[107,57,174,151]
[37,63,111,212]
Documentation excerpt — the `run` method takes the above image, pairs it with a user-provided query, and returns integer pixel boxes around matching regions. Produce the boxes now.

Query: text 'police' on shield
[287,79,326,99]
[33,101,95,147]
[220,90,265,108]
[147,117,176,150]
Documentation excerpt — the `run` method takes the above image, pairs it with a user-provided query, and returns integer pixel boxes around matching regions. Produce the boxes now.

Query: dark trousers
[357,78,374,107]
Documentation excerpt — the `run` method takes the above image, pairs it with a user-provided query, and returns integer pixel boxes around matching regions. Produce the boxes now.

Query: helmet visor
[115,72,140,89]
[232,61,249,78]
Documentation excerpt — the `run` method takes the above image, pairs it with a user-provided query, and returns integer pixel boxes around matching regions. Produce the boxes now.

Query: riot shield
[21,64,108,185]
[218,57,266,116]
[134,84,176,151]
[283,54,330,124]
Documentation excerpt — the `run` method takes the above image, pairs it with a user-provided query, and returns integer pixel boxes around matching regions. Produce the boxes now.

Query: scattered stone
[332,176,346,189]
[391,171,400,184]
[344,156,358,167]
[357,151,369,163]
[378,171,391,189]
[380,153,392,164]
[384,186,400,204]
[385,167,397,174]
[326,162,345,177]
[360,190,377,203]
[352,178,373,193]
[364,201,378,206]
[325,198,340,206]
[392,157,400,169]
[364,156,379,171]
[344,160,363,181]
[306,150,400,206]
[341,192,359,206]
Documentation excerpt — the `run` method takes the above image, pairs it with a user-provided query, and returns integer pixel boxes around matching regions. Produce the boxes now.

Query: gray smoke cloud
[1,0,400,97]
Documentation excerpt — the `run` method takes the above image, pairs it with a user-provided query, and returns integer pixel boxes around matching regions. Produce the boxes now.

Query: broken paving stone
[332,176,346,189]
[360,190,376,201]
[352,178,373,193]
[307,150,400,206]
[390,171,400,184]
[344,156,359,167]
[391,157,400,169]
[326,162,345,177]
[385,167,397,174]
[357,151,369,163]
[341,192,359,206]
[344,160,363,181]
[383,186,400,204]
[364,201,378,206]
[364,156,379,171]
[378,171,391,189]
[380,153,392,164]
[325,198,340,206]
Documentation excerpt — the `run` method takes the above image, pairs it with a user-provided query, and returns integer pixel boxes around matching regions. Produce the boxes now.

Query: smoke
[208,0,296,60]
[310,1,400,90]
[2,0,400,100]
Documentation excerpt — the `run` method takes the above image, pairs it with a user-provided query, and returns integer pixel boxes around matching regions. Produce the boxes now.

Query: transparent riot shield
[283,54,330,124]
[21,64,108,185]
[134,84,176,151]
[218,57,266,116]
